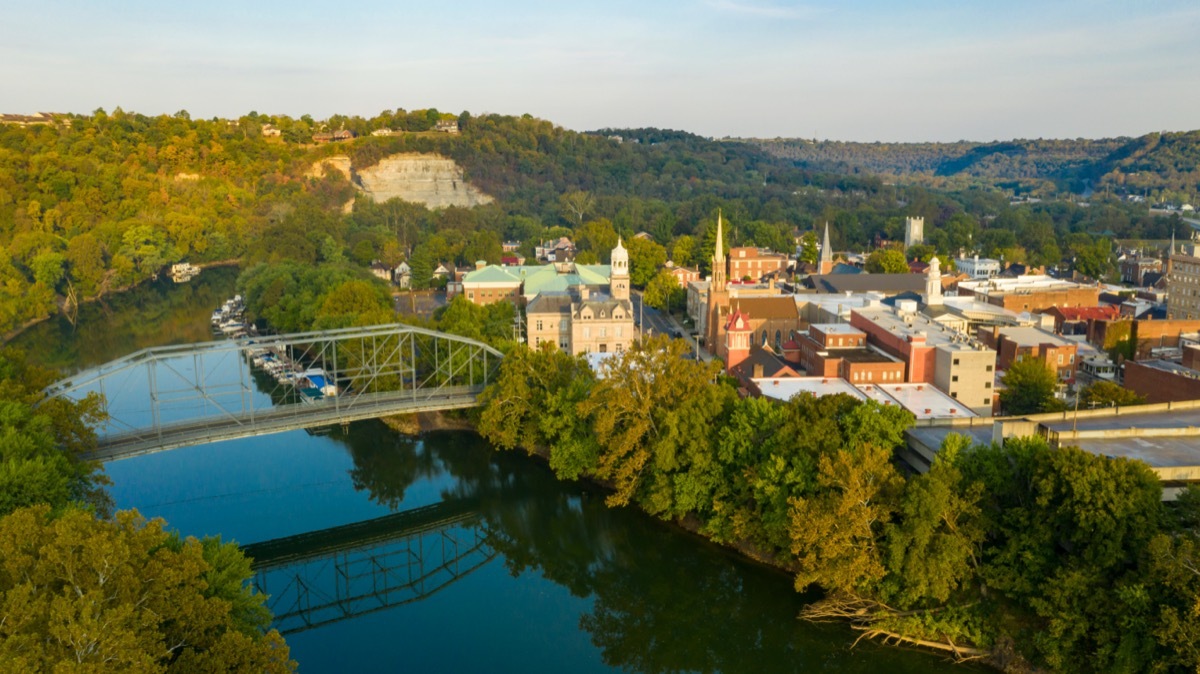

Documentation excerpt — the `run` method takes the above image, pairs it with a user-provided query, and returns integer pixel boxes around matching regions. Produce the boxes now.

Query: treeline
[475,338,1200,673]
[2,109,1192,338]
[746,132,1200,203]
[0,348,294,671]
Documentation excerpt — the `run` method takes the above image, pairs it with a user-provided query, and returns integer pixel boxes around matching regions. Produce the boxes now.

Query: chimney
[579,286,590,301]
[475,259,486,270]
[753,363,764,378]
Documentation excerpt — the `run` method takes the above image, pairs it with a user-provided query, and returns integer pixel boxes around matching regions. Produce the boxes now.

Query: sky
[3,0,1198,142]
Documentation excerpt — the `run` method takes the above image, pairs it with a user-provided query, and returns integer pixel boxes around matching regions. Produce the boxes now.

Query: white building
[904,216,924,249]
[957,255,1002,279]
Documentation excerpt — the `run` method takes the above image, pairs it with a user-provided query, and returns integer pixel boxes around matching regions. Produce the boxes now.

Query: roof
[810,323,863,335]
[805,274,925,295]
[857,383,977,419]
[731,348,800,380]
[830,263,863,275]
[730,296,800,320]
[463,266,522,284]
[753,376,867,402]
[522,264,611,297]
[525,292,573,315]
[1045,305,1120,321]
[995,327,1075,348]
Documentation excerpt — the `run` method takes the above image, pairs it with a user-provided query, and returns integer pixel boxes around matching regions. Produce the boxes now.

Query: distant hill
[743,131,1200,201]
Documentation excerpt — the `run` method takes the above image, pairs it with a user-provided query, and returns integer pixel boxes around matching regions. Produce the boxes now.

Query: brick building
[1168,245,1200,319]
[728,247,790,282]
[981,326,1078,382]
[851,303,997,416]
[796,324,906,385]
[957,276,1101,313]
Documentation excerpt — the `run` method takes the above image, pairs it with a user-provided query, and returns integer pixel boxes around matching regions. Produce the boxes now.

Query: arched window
[775,330,782,350]
[762,330,768,346]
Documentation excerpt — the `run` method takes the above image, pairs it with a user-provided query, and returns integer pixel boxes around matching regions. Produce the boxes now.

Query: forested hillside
[746,131,1200,202]
[0,109,1191,338]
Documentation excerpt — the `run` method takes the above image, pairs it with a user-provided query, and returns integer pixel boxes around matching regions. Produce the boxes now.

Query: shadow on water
[325,428,983,674]
[10,267,240,374]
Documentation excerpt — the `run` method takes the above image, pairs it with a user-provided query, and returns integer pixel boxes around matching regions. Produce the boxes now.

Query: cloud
[705,0,816,19]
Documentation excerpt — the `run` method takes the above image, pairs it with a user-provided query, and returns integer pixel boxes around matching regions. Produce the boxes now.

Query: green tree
[1079,380,1146,408]
[642,269,682,311]
[576,219,618,262]
[625,236,667,288]
[865,248,910,274]
[789,442,904,595]
[0,505,294,673]
[999,358,1064,415]
[670,235,696,267]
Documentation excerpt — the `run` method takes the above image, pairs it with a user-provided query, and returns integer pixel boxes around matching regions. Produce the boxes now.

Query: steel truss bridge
[48,324,503,461]
[243,499,496,635]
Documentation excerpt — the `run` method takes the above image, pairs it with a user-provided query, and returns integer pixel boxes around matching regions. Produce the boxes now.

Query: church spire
[819,221,833,273]
[712,210,727,292]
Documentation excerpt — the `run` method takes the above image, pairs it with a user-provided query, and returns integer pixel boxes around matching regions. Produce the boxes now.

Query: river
[15,270,982,673]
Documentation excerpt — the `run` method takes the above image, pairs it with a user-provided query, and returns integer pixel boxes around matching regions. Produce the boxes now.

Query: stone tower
[905,216,925,249]
[706,211,731,354]
[610,237,630,300]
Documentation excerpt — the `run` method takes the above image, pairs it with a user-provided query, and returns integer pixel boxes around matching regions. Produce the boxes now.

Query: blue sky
[3,0,1197,141]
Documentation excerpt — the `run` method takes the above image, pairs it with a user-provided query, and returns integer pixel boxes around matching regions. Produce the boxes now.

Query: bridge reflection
[243,499,496,635]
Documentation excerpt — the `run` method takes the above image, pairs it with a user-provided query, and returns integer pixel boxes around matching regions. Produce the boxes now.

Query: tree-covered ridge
[746,132,1200,201]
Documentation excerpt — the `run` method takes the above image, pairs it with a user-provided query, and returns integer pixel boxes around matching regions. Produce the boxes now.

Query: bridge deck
[82,386,484,462]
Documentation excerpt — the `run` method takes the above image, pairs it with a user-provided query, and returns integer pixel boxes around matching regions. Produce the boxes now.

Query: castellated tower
[905,216,925,249]
[610,237,629,300]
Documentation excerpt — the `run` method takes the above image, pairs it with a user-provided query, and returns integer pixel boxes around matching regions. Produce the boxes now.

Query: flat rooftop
[959,275,1096,296]
[996,327,1075,348]
[858,383,978,420]
[834,347,899,364]
[811,323,864,335]
[854,307,991,352]
[753,377,866,402]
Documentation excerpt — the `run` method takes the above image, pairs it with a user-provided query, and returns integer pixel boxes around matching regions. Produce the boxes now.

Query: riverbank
[1,259,241,346]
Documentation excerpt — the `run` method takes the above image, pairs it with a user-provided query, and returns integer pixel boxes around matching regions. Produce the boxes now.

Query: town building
[434,119,460,134]
[1040,305,1121,337]
[1121,254,1164,286]
[667,265,701,286]
[956,255,1002,279]
[980,326,1078,382]
[956,275,1101,313]
[728,247,790,282]
[752,377,976,421]
[796,324,906,385]
[261,124,282,137]
[851,302,998,416]
[524,239,633,355]
[1167,243,1200,319]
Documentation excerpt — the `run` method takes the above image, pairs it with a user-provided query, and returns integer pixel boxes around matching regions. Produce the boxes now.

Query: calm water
[19,271,981,673]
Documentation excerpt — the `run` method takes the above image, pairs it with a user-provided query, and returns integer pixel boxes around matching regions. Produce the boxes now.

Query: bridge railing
[48,324,503,459]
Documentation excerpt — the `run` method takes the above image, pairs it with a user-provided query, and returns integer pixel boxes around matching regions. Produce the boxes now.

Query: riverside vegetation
[0,348,295,672]
[474,337,1200,674]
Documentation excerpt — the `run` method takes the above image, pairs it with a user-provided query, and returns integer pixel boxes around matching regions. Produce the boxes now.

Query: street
[631,290,712,362]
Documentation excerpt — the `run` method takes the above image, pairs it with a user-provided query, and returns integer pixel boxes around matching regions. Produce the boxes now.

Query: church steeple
[712,210,727,292]
[819,221,833,274]
[610,236,629,300]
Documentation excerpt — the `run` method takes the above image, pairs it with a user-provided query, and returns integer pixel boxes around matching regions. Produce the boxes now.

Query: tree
[577,335,734,514]
[671,235,696,267]
[625,236,667,288]
[576,219,618,262]
[560,190,595,226]
[797,231,818,265]
[643,269,683,311]
[865,248,909,274]
[789,442,904,595]
[0,505,294,673]
[1079,380,1145,408]
[999,358,1064,415]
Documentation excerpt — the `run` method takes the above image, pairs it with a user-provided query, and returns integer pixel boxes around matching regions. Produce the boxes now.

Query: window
[985,398,991,406]
[953,358,960,365]
[583,327,591,339]
[600,327,608,338]
[468,292,475,300]
[985,382,992,389]
[762,330,768,345]
[600,344,607,353]
[1057,354,1063,364]
[536,320,543,331]
[986,365,994,372]
[560,340,568,350]
[952,375,958,382]
[951,392,958,399]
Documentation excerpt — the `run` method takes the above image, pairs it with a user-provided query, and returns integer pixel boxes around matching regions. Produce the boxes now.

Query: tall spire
[711,210,727,292]
[819,221,832,273]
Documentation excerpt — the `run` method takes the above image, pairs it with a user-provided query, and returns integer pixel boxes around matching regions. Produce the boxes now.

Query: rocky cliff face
[307,153,493,209]
[356,154,493,208]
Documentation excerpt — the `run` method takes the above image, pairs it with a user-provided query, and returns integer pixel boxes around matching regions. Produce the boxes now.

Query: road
[631,290,712,362]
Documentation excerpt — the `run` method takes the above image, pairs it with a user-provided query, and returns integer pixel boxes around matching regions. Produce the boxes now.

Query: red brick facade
[1124,361,1200,404]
